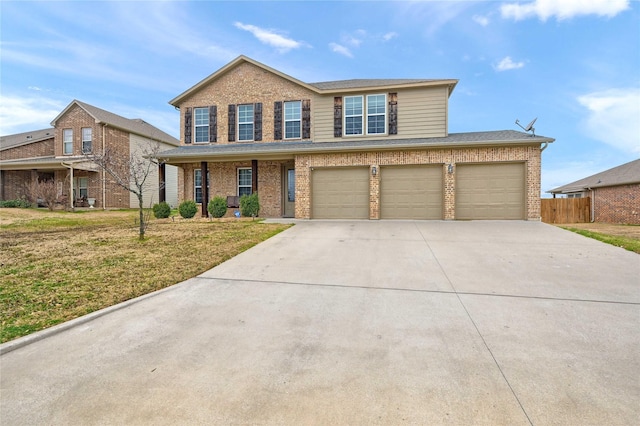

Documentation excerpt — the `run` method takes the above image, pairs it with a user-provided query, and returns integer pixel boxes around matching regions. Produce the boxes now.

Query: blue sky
[1,0,638,194]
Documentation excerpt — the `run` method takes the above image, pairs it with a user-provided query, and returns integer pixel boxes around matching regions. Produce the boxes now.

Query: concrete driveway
[1,221,638,425]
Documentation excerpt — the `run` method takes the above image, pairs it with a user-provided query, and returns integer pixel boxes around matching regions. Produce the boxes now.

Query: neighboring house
[0,100,180,209]
[548,159,640,224]
[160,55,555,220]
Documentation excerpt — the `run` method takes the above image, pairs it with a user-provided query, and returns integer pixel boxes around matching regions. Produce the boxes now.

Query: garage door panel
[312,168,369,219]
[456,163,525,220]
[381,165,443,219]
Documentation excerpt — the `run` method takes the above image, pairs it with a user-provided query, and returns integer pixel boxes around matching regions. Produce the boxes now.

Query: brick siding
[1,137,54,160]
[594,184,640,224]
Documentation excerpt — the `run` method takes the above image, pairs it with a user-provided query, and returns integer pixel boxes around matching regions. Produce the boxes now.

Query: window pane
[238,169,252,186]
[285,121,301,139]
[238,186,252,197]
[345,96,362,115]
[194,170,202,186]
[82,128,92,140]
[238,105,253,122]
[195,188,203,204]
[63,129,73,154]
[367,95,386,114]
[238,123,253,141]
[195,127,209,143]
[345,117,362,135]
[194,108,208,125]
[368,115,386,134]
[284,101,301,120]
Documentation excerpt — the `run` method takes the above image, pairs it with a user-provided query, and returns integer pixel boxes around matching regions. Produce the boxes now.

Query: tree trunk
[138,193,145,240]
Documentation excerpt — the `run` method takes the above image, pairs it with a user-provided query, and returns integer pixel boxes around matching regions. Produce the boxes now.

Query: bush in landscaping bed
[152,201,171,219]
[179,200,198,218]
[0,199,32,208]
[208,196,228,218]
[240,193,260,218]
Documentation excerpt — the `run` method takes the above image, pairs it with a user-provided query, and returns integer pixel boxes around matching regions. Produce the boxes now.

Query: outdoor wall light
[372,166,377,176]
[447,164,454,174]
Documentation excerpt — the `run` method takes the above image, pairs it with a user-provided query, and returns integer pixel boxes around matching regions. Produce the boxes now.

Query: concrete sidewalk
[1,221,638,425]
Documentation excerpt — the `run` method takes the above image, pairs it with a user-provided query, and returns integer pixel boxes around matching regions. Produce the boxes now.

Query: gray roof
[0,128,55,151]
[51,100,180,146]
[549,158,640,193]
[158,130,553,162]
[309,79,445,90]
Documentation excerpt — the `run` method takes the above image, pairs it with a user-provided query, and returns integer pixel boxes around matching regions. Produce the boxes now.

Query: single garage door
[380,165,443,219]
[456,163,525,220]
[312,167,369,219]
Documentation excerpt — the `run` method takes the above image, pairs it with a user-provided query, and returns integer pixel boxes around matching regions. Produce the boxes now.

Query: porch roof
[157,130,554,164]
[0,156,99,172]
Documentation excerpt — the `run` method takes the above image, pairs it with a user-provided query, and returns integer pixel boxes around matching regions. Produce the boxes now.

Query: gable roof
[51,100,179,146]
[169,55,458,106]
[548,158,640,194]
[0,128,55,151]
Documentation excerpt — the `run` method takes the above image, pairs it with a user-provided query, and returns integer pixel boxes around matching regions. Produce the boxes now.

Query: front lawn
[0,208,290,343]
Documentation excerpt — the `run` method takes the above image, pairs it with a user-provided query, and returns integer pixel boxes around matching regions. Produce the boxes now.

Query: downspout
[61,162,74,210]
[587,188,595,222]
[102,124,107,209]
[540,142,548,152]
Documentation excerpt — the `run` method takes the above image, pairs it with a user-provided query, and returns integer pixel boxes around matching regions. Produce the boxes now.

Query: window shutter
[274,101,283,140]
[228,104,236,142]
[333,97,342,137]
[209,105,217,143]
[254,103,262,141]
[388,93,398,135]
[302,99,311,139]
[184,107,192,144]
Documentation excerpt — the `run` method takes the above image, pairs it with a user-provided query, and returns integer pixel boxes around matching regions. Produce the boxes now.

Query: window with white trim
[238,104,254,141]
[194,107,209,143]
[78,177,88,198]
[82,127,92,153]
[238,168,252,197]
[284,101,301,139]
[366,94,386,134]
[194,169,203,203]
[344,96,363,135]
[63,129,73,154]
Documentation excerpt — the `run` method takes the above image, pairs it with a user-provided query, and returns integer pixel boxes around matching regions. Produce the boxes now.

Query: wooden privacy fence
[541,197,591,223]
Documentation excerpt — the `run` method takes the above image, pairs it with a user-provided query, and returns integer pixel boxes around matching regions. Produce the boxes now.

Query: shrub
[178,200,198,219]
[0,199,32,208]
[152,201,171,219]
[239,193,260,218]
[208,196,227,218]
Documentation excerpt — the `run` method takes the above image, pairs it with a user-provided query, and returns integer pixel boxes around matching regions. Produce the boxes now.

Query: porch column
[251,159,258,194]
[158,163,166,203]
[201,161,209,217]
[69,166,74,210]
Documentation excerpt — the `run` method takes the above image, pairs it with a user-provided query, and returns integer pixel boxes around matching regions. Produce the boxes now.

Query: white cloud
[0,95,65,135]
[329,42,353,58]
[578,88,640,154]
[501,0,630,21]
[234,22,307,53]
[473,15,490,26]
[383,32,398,41]
[494,56,525,71]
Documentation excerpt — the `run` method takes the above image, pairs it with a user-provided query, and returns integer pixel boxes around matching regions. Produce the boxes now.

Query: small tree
[240,193,260,218]
[30,179,59,211]
[87,143,164,240]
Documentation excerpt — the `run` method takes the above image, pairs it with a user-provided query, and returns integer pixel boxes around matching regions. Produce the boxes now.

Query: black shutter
[388,93,398,135]
[333,97,342,137]
[274,101,283,140]
[184,107,192,144]
[254,103,262,141]
[209,105,217,143]
[302,99,311,139]
[228,104,236,142]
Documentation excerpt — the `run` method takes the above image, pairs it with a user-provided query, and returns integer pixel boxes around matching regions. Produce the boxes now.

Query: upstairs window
[63,129,73,154]
[82,127,92,153]
[238,104,254,141]
[284,101,301,139]
[366,94,386,135]
[194,107,209,143]
[194,169,203,203]
[344,96,363,135]
[238,168,252,196]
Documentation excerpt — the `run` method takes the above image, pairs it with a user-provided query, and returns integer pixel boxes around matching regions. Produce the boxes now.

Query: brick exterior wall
[179,62,315,145]
[295,145,541,220]
[593,184,640,224]
[1,138,54,160]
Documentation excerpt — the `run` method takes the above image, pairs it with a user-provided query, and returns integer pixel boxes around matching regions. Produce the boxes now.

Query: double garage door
[311,163,525,220]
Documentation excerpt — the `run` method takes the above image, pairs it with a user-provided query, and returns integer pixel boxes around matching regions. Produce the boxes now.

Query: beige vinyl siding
[129,135,178,208]
[312,86,448,143]
[164,164,179,208]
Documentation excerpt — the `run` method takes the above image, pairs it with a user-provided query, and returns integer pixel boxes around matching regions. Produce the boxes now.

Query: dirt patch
[554,223,640,240]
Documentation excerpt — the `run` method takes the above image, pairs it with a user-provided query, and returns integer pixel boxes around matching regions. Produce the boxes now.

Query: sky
[1,0,638,195]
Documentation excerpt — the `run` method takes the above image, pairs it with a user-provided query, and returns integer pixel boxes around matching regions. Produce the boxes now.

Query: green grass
[561,227,640,254]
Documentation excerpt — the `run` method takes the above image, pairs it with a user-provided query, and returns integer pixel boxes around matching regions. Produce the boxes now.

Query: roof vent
[26,135,33,140]
[515,117,537,137]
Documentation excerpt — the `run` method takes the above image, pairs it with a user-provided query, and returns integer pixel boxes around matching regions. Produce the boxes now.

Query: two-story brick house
[159,55,554,220]
[0,100,180,209]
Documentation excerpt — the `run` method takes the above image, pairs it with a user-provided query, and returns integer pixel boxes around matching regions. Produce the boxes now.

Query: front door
[283,166,295,217]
